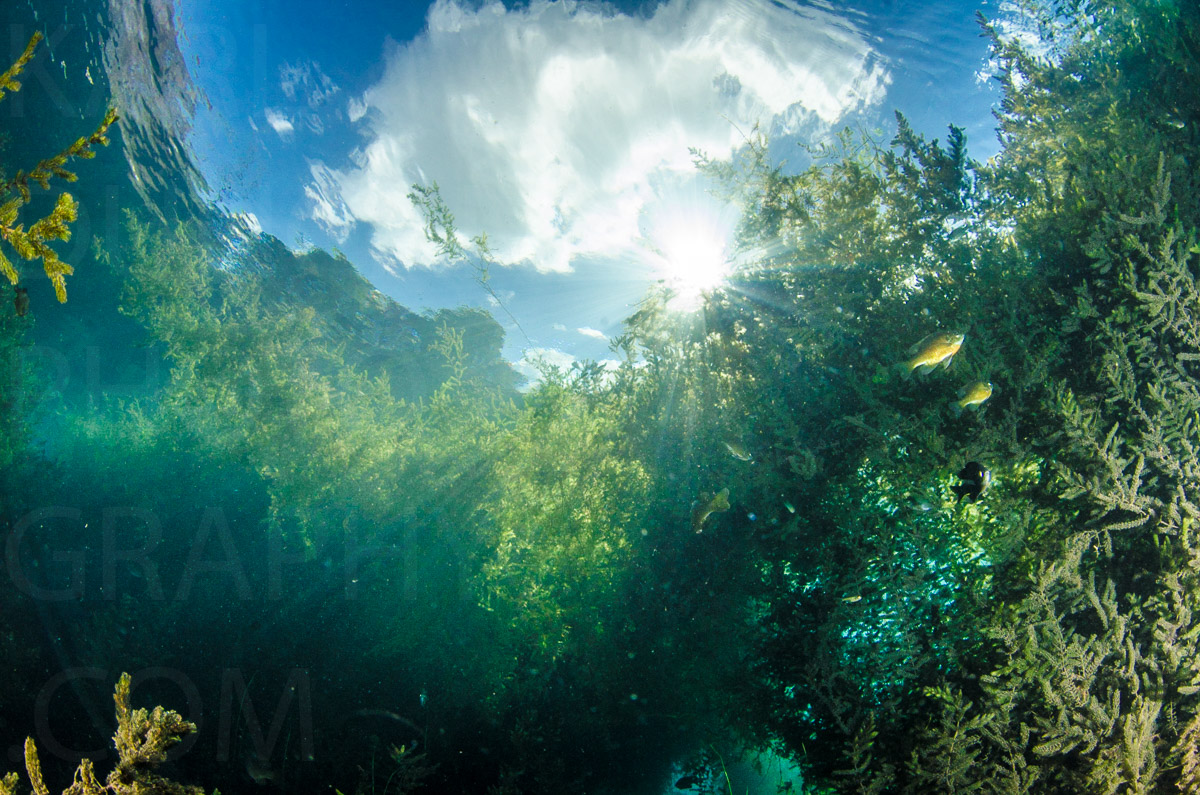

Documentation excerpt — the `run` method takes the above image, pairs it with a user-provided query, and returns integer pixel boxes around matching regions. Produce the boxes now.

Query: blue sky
[176,0,1002,378]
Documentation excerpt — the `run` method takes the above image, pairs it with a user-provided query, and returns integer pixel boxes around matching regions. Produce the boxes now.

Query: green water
[3,1,1200,794]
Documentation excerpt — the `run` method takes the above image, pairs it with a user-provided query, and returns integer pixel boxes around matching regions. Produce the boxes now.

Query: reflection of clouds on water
[347,96,369,123]
[307,0,889,272]
[277,61,342,136]
[264,108,295,138]
[304,162,356,244]
[514,346,576,390]
[102,0,212,224]
[972,2,1055,87]
[514,346,624,391]
[280,61,341,108]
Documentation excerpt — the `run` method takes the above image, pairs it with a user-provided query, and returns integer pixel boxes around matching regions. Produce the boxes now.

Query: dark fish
[14,286,29,317]
[675,774,701,789]
[952,462,991,503]
[245,752,279,786]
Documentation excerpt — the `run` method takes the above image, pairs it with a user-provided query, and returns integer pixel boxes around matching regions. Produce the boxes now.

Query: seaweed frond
[0,32,41,102]
[24,738,48,795]
[107,672,201,794]
[3,674,203,795]
[0,33,117,303]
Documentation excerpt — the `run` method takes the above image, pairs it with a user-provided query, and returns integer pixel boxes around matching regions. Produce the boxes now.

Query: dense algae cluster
[2,674,201,795]
[3,1,1200,793]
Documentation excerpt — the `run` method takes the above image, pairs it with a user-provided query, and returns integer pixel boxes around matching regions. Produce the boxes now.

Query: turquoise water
[2,1,1200,793]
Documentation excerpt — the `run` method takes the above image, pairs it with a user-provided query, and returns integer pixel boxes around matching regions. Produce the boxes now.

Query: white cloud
[486,289,516,308]
[515,347,576,389]
[280,61,341,108]
[265,108,294,138]
[277,62,341,136]
[307,0,889,271]
[577,326,607,340]
[235,211,263,235]
[975,2,1050,87]
[305,161,356,242]
[348,97,369,123]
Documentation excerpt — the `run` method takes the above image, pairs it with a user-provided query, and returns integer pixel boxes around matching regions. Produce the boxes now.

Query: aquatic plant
[798,3,1200,792]
[16,1,1200,792]
[407,181,528,341]
[113,217,416,551]
[672,1,1200,791]
[954,162,1200,794]
[2,673,201,795]
[0,33,117,303]
[479,363,651,678]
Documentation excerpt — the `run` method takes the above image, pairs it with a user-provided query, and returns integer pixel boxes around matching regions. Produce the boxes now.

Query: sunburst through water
[641,190,740,311]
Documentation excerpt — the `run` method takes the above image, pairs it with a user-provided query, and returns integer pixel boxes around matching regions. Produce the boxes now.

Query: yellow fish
[951,381,993,416]
[691,488,730,533]
[903,332,964,375]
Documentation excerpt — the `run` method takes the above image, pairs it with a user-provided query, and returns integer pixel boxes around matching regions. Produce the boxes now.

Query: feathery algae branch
[0,32,118,305]
[2,673,202,795]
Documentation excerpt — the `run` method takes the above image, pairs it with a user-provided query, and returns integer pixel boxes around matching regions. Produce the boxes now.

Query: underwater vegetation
[5,0,1200,793]
[2,674,200,795]
[690,0,1200,791]
[0,33,116,305]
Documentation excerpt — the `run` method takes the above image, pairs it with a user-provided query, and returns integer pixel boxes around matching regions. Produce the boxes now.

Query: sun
[642,192,739,311]
[656,219,732,306]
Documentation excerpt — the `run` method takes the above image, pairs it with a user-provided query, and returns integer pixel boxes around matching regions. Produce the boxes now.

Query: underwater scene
[2,0,1200,792]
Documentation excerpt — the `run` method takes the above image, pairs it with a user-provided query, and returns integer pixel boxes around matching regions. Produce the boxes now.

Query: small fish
[783,500,796,514]
[245,752,279,786]
[841,595,862,603]
[951,461,991,503]
[14,287,29,317]
[951,381,993,416]
[902,332,964,376]
[723,440,753,461]
[691,488,730,533]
